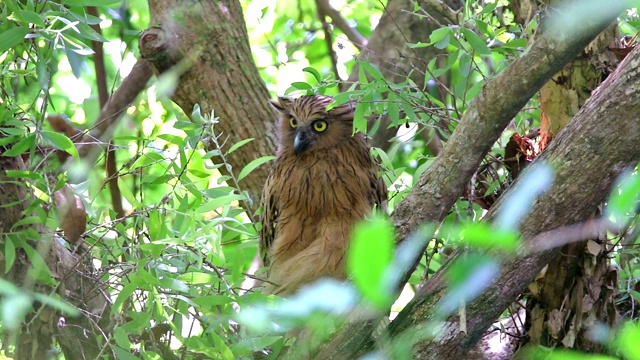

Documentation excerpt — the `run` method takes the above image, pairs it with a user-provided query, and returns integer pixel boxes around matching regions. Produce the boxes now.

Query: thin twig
[314,0,340,79]
[315,0,367,48]
[87,6,126,220]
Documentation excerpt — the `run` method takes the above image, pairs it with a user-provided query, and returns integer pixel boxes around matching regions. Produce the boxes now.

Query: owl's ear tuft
[269,97,292,113]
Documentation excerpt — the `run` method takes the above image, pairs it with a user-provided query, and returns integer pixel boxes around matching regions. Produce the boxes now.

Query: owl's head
[269,95,356,155]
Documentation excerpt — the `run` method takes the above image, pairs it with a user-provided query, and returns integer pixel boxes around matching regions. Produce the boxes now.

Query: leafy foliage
[0,0,639,359]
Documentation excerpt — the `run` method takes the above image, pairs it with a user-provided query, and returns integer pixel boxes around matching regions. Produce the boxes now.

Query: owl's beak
[294,129,311,154]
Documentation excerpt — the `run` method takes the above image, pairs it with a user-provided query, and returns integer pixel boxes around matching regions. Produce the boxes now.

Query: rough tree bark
[387,35,640,359]
[511,0,623,352]
[314,1,632,358]
[5,0,629,358]
[0,156,110,360]
[141,1,277,205]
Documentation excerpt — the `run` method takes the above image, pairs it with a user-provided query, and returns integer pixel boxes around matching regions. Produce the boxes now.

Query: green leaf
[20,10,46,27]
[347,214,394,309]
[62,0,122,6]
[459,52,472,78]
[226,138,254,155]
[460,222,519,252]
[0,278,20,296]
[112,347,138,360]
[41,130,79,160]
[431,28,451,49]
[438,254,499,314]
[479,2,497,14]
[428,27,451,46]
[198,194,246,213]
[238,155,275,181]
[4,239,15,274]
[3,293,32,331]
[0,26,29,54]
[546,350,616,360]
[291,82,312,90]
[112,283,138,315]
[606,169,640,223]
[386,93,400,124]
[232,336,282,355]
[65,47,85,78]
[361,62,384,82]
[114,327,132,349]
[3,133,35,157]
[461,28,491,55]
[32,293,80,316]
[179,272,221,285]
[353,100,367,134]
[192,295,234,308]
[303,67,321,82]
[407,41,431,48]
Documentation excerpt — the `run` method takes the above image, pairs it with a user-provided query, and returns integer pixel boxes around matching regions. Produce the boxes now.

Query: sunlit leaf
[439,254,499,315]
[42,130,79,160]
[303,67,321,82]
[226,138,254,155]
[238,155,275,181]
[457,222,519,252]
[605,168,640,224]
[347,215,394,309]
[495,162,554,231]
[461,28,491,55]
[179,272,221,285]
[3,133,35,157]
[3,293,32,331]
[617,317,640,359]
[353,101,367,133]
[429,27,451,46]
[62,0,122,6]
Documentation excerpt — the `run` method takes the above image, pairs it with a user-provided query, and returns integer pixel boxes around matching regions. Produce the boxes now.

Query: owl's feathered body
[260,95,387,295]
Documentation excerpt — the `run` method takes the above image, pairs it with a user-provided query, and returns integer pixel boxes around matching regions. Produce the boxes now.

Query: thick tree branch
[315,1,631,358]
[389,40,640,359]
[391,0,628,250]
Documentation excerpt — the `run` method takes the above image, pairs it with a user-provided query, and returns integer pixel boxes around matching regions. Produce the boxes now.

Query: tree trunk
[0,156,110,360]
[144,0,278,204]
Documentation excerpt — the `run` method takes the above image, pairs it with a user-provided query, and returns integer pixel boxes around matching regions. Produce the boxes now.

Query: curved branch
[315,0,367,48]
[76,59,153,162]
[315,1,631,358]
[389,38,640,359]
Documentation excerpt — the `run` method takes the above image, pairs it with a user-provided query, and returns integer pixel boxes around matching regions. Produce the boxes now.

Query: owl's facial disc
[293,129,310,154]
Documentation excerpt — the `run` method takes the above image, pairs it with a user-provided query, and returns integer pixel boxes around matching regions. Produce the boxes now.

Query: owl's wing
[259,174,278,267]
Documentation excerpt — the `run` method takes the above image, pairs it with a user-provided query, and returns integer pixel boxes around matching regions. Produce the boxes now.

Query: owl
[260,95,387,296]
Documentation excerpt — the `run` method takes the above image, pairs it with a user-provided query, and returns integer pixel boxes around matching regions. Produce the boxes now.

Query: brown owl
[260,95,387,296]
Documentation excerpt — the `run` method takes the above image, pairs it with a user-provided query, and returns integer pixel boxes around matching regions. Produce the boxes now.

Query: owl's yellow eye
[289,118,298,128]
[312,120,328,132]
